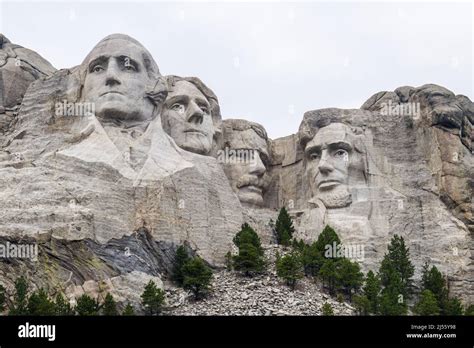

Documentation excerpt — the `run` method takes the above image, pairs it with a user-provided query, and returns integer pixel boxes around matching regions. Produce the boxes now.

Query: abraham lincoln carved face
[303,122,367,208]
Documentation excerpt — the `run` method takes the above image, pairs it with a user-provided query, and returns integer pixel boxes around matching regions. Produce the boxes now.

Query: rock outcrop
[0,34,56,132]
[0,34,472,310]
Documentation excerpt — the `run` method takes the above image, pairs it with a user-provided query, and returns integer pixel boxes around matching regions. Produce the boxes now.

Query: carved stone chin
[316,184,352,208]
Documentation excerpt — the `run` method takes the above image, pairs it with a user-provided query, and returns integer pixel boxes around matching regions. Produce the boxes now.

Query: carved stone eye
[171,103,185,114]
[309,152,320,160]
[334,149,348,159]
[92,65,103,73]
[200,105,209,115]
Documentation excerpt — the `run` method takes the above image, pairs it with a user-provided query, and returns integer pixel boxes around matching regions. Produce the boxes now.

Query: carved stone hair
[298,111,366,154]
[221,118,268,141]
[80,34,161,80]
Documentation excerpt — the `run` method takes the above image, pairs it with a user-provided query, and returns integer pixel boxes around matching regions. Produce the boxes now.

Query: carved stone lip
[184,129,206,136]
[100,91,124,97]
[240,184,263,194]
[318,180,341,189]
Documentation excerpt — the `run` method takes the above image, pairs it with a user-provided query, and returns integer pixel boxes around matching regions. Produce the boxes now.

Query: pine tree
[300,241,325,276]
[233,244,266,276]
[291,238,303,250]
[10,276,28,315]
[363,271,381,314]
[353,295,371,315]
[315,225,341,257]
[335,258,364,301]
[322,302,334,316]
[379,235,414,299]
[172,245,190,286]
[419,264,465,316]
[421,263,448,313]
[27,288,56,315]
[102,293,118,316]
[276,252,304,290]
[444,297,464,316]
[0,284,5,312]
[141,280,165,315]
[319,259,337,295]
[75,294,100,316]
[225,251,233,271]
[122,303,135,316]
[233,224,265,276]
[275,207,295,246]
[54,293,73,315]
[233,223,264,256]
[182,257,213,299]
[413,290,440,316]
[378,264,407,315]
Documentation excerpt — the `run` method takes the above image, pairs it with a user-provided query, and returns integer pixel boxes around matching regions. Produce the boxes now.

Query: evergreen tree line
[1,206,472,316]
[241,206,474,316]
[0,276,136,316]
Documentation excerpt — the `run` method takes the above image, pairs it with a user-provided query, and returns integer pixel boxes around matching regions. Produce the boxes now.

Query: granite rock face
[0,34,472,309]
[0,35,243,305]
[0,34,56,132]
[269,96,472,303]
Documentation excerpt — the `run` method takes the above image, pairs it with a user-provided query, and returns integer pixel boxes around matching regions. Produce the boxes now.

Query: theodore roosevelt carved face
[220,119,270,207]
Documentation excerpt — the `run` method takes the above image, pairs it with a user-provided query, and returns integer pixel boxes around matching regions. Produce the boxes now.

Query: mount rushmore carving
[0,34,472,304]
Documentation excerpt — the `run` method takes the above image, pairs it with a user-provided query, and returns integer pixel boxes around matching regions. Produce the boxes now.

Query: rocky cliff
[0,34,472,310]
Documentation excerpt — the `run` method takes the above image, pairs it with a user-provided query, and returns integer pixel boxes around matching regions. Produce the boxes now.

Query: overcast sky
[1,1,472,139]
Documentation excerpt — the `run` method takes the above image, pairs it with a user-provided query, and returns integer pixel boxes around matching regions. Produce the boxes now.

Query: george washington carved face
[80,34,162,123]
[304,122,366,208]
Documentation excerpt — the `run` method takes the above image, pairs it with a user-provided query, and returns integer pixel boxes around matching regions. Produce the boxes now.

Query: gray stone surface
[0,34,56,132]
[166,244,355,316]
[0,34,472,309]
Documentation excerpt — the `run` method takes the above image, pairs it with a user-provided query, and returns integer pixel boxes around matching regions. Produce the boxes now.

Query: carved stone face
[162,80,215,155]
[82,38,155,122]
[304,123,365,208]
[221,127,270,207]
[414,85,463,129]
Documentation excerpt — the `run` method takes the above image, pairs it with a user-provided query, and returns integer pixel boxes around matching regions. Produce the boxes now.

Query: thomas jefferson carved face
[81,37,156,122]
[162,80,215,155]
[304,123,366,208]
[221,122,270,207]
